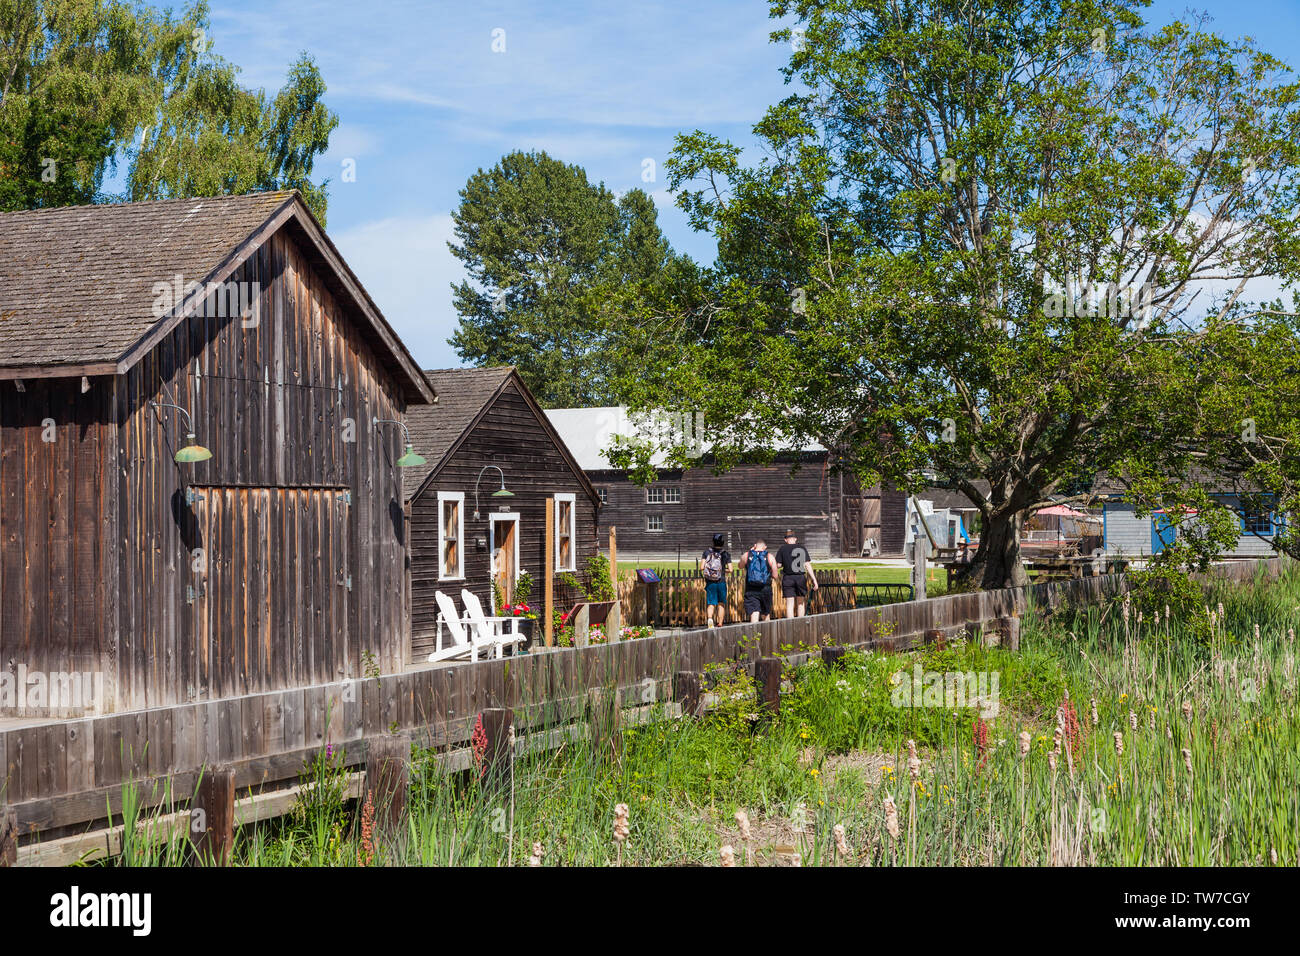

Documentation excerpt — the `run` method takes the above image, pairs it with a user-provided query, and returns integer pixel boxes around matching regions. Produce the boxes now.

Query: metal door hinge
[185,488,206,506]
[339,573,352,591]
[186,585,195,604]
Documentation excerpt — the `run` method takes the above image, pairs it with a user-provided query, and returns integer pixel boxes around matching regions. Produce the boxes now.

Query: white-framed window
[646,487,663,504]
[437,491,465,580]
[647,485,681,504]
[554,493,576,570]
[646,514,664,532]
[597,487,608,505]
[664,486,682,504]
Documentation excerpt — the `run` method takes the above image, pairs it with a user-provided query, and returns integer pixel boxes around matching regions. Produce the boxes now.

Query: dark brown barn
[544,407,908,560]
[404,368,600,659]
[0,192,434,715]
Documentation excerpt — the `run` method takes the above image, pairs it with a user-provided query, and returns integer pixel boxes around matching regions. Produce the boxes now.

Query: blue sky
[200,0,1300,369]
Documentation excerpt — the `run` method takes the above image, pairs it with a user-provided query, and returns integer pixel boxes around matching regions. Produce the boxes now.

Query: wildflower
[1113,731,1124,757]
[809,768,820,778]
[471,713,489,779]
[833,823,849,858]
[719,845,736,867]
[883,795,900,839]
[973,717,990,771]
[528,842,544,867]
[357,793,375,867]
[1018,731,1031,757]
[613,803,630,843]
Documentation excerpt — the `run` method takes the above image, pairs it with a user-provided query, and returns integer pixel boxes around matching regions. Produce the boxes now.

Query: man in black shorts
[776,529,818,618]
[740,537,779,622]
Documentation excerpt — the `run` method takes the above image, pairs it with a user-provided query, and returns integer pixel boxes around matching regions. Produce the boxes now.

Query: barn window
[554,493,576,570]
[646,487,663,504]
[646,514,664,532]
[664,486,682,504]
[438,491,465,580]
[597,487,608,505]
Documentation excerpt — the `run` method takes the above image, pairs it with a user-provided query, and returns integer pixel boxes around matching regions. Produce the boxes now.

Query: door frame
[1151,511,1177,554]
[489,511,522,601]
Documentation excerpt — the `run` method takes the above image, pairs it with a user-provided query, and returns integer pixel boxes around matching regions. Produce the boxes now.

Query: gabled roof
[404,367,600,506]
[0,190,434,403]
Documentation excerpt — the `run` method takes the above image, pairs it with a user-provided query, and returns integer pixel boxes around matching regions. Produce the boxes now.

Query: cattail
[1182,698,1193,723]
[1052,726,1063,754]
[719,844,736,867]
[1165,604,1171,623]
[1288,628,1295,644]
[833,823,849,858]
[528,841,544,866]
[907,739,921,780]
[1147,707,1156,731]
[1217,601,1225,624]
[1123,593,1131,625]
[1063,687,1070,701]
[613,803,630,843]
[1137,610,1144,628]
[1255,623,1261,643]
[1090,698,1099,726]
[883,795,900,839]
[734,809,751,843]
[1166,724,1173,740]
[1271,848,1279,865]
[1181,748,1193,776]
[1128,710,1137,731]
[1113,731,1124,756]
[1018,730,1031,757]
[1048,750,1058,773]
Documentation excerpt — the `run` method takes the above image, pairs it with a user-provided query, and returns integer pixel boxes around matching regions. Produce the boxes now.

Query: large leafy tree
[0,0,336,220]
[599,0,1300,588]
[448,150,685,407]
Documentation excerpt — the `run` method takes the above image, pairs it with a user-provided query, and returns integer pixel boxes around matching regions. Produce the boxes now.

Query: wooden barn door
[192,487,351,699]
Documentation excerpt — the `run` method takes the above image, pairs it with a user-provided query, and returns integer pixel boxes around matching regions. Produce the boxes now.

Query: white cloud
[331,212,466,369]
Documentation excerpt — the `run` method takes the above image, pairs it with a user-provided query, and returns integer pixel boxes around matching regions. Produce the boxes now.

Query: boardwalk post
[573,603,590,647]
[544,498,555,646]
[365,734,410,831]
[0,807,16,867]
[586,687,622,757]
[674,670,703,717]
[478,707,514,787]
[190,765,236,866]
[754,658,782,716]
[821,646,847,669]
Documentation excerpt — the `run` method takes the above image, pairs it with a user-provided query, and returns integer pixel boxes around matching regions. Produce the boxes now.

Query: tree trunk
[968,509,1030,590]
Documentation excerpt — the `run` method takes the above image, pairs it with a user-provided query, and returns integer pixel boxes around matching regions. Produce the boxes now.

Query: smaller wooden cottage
[404,368,600,658]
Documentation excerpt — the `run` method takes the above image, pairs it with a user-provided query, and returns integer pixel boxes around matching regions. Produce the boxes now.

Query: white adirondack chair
[428,590,487,663]
[460,589,524,658]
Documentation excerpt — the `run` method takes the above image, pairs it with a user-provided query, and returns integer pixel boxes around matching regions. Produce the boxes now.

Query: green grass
[97,562,1300,866]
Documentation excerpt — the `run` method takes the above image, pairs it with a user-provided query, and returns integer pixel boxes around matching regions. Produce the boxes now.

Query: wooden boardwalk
[0,557,1282,861]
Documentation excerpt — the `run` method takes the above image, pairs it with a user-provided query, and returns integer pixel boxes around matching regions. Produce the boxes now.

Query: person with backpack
[776,529,818,618]
[698,533,732,627]
[741,537,779,623]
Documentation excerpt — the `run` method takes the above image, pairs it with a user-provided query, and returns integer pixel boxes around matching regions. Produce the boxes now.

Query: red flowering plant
[504,602,537,620]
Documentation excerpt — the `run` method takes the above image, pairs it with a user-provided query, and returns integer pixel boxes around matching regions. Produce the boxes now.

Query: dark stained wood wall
[409,380,599,657]
[588,455,906,559]
[0,378,118,715]
[1,225,411,715]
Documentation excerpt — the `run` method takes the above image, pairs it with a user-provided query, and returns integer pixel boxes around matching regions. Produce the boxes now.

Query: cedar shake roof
[403,366,599,506]
[0,190,434,402]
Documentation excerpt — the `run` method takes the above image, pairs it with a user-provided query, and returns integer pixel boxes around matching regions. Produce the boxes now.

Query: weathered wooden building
[404,368,600,658]
[544,407,907,559]
[0,191,435,716]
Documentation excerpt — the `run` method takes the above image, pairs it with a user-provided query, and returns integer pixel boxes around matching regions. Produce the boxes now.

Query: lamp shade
[491,487,515,497]
[174,434,213,463]
[396,444,426,467]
